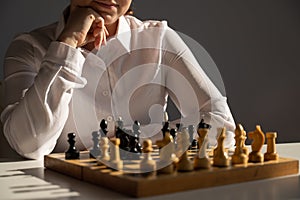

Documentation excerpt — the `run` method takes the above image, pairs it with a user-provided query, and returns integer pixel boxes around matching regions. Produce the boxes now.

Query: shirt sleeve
[161,26,236,148]
[1,34,86,159]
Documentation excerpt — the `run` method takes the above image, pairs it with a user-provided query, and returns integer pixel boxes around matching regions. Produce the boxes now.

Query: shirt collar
[115,15,131,53]
[55,8,131,53]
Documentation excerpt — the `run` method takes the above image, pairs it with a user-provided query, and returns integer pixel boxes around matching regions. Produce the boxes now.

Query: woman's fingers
[58,6,109,49]
[94,27,108,49]
[92,17,109,49]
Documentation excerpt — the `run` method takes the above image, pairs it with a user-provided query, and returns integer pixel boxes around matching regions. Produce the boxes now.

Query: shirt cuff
[43,41,85,76]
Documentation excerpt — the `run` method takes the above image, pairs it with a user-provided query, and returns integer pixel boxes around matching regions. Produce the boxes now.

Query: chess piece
[125,121,142,160]
[115,118,130,153]
[119,132,130,160]
[191,139,198,149]
[213,127,230,167]
[248,125,265,163]
[127,130,141,160]
[264,132,279,161]
[140,139,156,176]
[109,138,123,170]
[115,117,123,139]
[132,120,142,153]
[156,131,176,174]
[194,120,211,169]
[232,124,248,166]
[188,125,197,149]
[161,112,170,138]
[176,123,183,132]
[99,119,108,137]
[90,131,101,158]
[97,137,110,165]
[116,116,123,128]
[65,132,80,160]
[156,129,172,148]
[170,128,177,141]
[177,128,194,172]
[175,123,184,147]
[234,123,249,155]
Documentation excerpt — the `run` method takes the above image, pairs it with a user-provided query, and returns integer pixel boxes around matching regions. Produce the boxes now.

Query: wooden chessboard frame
[44,151,299,198]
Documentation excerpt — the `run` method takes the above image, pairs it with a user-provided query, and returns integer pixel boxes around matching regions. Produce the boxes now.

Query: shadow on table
[0,168,79,199]
[0,122,25,162]
[23,167,131,199]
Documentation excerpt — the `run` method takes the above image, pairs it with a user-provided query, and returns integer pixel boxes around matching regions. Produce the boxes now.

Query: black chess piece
[176,123,184,132]
[170,128,177,144]
[120,129,130,151]
[117,129,130,160]
[161,121,170,138]
[99,119,108,137]
[115,118,130,151]
[198,119,212,129]
[191,139,198,149]
[132,121,142,153]
[90,131,101,158]
[65,132,80,159]
[116,129,130,151]
[116,117,124,130]
[115,117,124,145]
[195,119,212,149]
[128,133,141,160]
[188,125,197,149]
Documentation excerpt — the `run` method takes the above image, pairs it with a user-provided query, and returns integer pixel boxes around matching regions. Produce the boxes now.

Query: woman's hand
[58,6,109,49]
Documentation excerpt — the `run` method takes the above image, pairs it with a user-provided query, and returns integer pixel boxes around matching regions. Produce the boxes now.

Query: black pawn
[65,133,80,159]
[90,131,101,158]
[100,119,108,137]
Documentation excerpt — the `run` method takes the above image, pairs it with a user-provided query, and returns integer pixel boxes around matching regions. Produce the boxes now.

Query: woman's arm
[161,27,235,148]
[1,34,86,159]
[1,4,110,159]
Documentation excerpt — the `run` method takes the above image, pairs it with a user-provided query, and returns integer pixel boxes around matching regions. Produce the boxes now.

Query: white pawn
[97,137,110,165]
[177,128,193,172]
[109,138,123,170]
[140,140,156,176]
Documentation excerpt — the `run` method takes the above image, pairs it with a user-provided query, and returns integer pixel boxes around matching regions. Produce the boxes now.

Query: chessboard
[44,148,299,198]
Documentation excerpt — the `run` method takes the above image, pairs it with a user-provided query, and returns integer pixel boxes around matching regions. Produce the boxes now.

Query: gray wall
[1,0,300,143]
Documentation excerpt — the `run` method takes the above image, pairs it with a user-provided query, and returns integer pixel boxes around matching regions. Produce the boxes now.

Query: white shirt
[1,14,236,159]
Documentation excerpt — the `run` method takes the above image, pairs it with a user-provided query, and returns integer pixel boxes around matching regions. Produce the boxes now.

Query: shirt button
[102,90,109,96]
[107,116,113,122]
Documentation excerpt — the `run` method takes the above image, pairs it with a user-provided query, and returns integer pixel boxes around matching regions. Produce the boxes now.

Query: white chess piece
[140,140,156,176]
[156,132,176,174]
[177,128,193,171]
[109,138,123,170]
[100,137,110,161]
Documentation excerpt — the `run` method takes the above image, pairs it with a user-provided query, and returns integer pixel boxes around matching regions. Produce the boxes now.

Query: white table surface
[0,143,299,200]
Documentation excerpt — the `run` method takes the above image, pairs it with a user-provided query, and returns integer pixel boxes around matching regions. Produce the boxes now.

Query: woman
[1,0,235,159]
